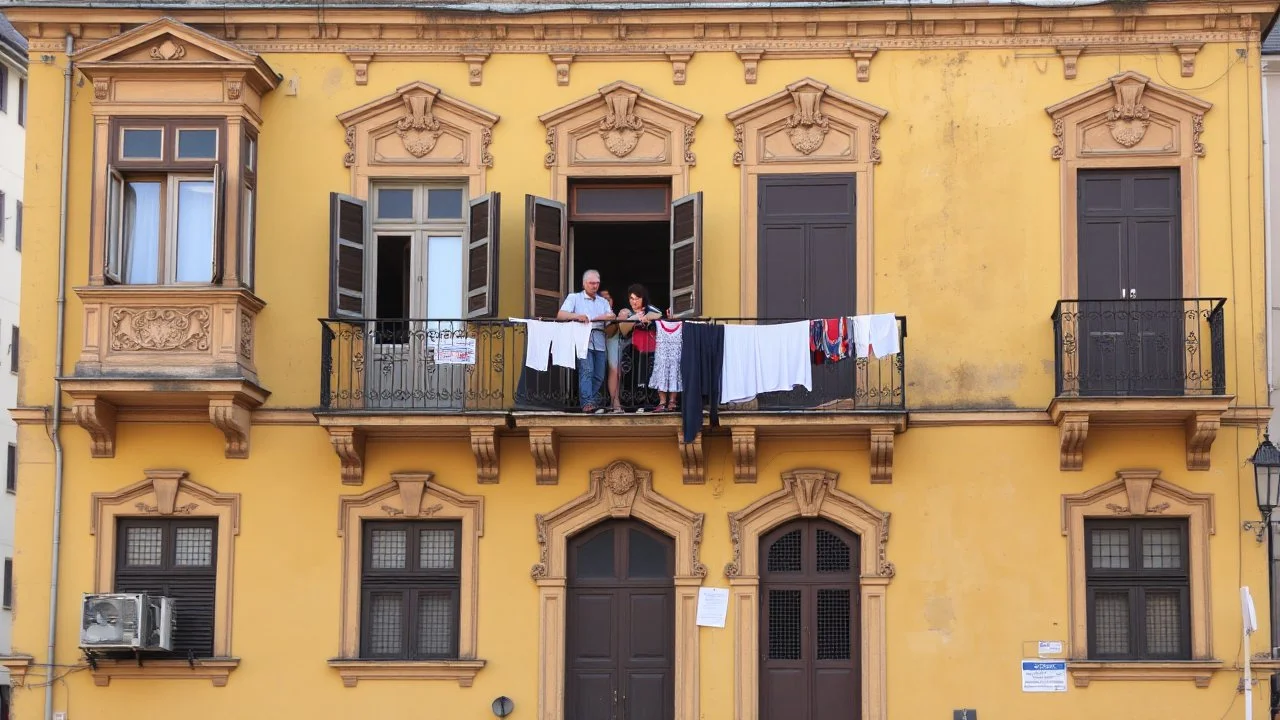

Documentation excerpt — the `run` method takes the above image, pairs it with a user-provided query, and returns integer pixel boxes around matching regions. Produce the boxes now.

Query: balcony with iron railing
[316,316,908,486]
[1048,298,1231,472]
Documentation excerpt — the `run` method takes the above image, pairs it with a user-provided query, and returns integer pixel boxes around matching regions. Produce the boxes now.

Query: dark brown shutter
[210,163,224,284]
[669,192,702,317]
[466,192,501,318]
[329,193,368,319]
[524,195,567,318]
[114,518,218,657]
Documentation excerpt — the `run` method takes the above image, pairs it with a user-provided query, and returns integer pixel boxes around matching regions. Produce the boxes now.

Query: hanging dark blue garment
[679,322,725,443]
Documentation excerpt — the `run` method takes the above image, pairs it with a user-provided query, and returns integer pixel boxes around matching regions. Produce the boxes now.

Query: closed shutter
[466,192,501,318]
[329,193,368,319]
[669,192,702,317]
[114,518,219,657]
[524,195,567,318]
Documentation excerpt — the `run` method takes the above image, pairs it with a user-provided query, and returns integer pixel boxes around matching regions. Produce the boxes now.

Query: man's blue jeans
[578,349,606,409]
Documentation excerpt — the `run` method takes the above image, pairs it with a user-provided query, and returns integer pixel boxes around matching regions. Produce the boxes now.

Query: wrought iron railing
[318,317,907,413]
[1051,298,1226,398]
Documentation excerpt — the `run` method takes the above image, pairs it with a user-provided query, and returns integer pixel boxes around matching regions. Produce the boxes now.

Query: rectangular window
[369,184,468,320]
[9,325,16,374]
[5,443,14,493]
[17,77,24,127]
[106,119,225,285]
[13,200,20,252]
[114,517,218,657]
[360,520,461,660]
[0,65,7,114]
[239,129,257,288]
[3,558,12,610]
[1085,518,1191,660]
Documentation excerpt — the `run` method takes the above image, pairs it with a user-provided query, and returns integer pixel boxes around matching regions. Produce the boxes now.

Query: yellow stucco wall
[7,13,1277,720]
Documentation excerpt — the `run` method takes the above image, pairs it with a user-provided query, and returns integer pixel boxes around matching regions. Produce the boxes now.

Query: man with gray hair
[557,269,616,413]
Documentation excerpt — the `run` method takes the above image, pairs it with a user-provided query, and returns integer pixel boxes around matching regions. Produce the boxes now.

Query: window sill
[88,657,240,687]
[1067,660,1223,688]
[327,658,486,687]
[0,655,34,686]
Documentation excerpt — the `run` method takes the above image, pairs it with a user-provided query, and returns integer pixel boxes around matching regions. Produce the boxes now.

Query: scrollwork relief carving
[396,94,443,158]
[732,123,745,166]
[1192,113,1206,157]
[238,313,253,360]
[480,127,494,168]
[110,307,211,352]
[135,501,199,515]
[149,39,186,61]
[682,125,697,165]
[225,80,243,101]
[786,86,830,154]
[1107,80,1150,148]
[343,126,356,168]
[544,125,558,168]
[93,79,109,100]
[599,89,645,158]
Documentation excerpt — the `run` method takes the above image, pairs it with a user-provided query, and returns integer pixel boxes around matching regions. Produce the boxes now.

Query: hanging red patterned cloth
[809,318,851,365]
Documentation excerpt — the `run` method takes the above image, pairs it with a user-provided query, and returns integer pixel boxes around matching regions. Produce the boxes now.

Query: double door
[1076,169,1183,395]
[566,520,675,720]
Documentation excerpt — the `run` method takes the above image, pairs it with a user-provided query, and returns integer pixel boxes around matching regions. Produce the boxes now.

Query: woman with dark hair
[617,284,664,411]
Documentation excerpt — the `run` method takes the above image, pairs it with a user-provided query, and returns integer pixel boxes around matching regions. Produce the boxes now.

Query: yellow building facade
[3,1,1279,719]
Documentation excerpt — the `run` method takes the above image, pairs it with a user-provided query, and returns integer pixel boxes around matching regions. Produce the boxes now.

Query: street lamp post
[1247,433,1280,718]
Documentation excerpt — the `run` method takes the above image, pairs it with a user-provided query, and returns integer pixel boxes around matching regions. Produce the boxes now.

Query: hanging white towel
[512,319,592,371]
[720,322,813,404]
[721,325,758,404]
[850,314,900,359]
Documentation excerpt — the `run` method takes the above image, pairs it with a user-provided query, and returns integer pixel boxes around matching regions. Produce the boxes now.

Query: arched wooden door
[759,519,861,720]
[566,519,675,720]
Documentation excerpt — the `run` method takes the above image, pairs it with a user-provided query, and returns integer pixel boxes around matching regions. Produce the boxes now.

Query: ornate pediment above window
[539,81,702,195]
[74,17,279,116]
[1046,71,1212,161]
[336,80,499,194]
[727,77,888,167]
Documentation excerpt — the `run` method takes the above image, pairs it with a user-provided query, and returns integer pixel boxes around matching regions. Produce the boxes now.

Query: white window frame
[107,168,220,285]
[368,182,468,321]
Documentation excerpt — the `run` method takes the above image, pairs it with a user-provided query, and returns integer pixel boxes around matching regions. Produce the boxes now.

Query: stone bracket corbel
[1172,43,1204,78]
[668,52,693,85]
[1059,412,1089,471]
[471,426,499,483]
[346,51,374,86]
[737,49,763,84]
[678,431,704,484]
[327,426,366,485]
[869,426,895,484]
[1057,45,1085,80]
[71,395,117,458]
[208,395,253,459]
[732,427,757,483]
[851,48,878,82]
[1185,412,1219,471]
[550,54,574,86]
[529,427,559,485]
[464,53,490,86]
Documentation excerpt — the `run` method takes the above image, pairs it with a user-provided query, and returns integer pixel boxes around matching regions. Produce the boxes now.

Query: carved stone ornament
[1107,80,1151,148]
[787,86,830,155]
[93,79,109,101]
[396,93,443,158]
[110,307,211,352]
[599,89,645,158]
[150,38,186,61]
[226,79,243,101]
[342,126,356,168]
[238,312,253,360]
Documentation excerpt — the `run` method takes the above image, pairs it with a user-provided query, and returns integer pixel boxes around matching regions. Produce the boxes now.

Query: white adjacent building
[0,12,24,719]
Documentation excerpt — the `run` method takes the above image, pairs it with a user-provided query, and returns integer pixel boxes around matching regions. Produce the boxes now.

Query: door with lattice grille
[759,520,861,720]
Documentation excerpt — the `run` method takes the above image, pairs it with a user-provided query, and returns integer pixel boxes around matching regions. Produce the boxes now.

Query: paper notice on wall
[696,587,729,628]
[1020,661,1068,692]
[1037,641,1064,657]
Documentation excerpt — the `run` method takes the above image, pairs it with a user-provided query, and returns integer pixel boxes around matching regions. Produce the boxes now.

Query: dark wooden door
[566,520,675,720]
[759,520,861,720]
[758,174,856,407]
[1076,169,1183,395]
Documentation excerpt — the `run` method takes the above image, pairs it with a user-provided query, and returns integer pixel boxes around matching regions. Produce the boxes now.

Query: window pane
[123,181,161,284]
[419,529,456,570]
[368,593,403,655]
[125,527,163,566]
[177,129,217,159]
[427,188,463,219]
[174,527,214,567]
[122,129,163,159]
[1093,591,1130,655]
[1141,529,1182,569]
[574,186,668,216]
[1145,590,1183,656]
[416,591,453,656]
[573,528,614,579]
[240,185,255,286]
[174,180,215,283]
[1090,528,1130,569]
[377,189,413,220]
[766,530,802,573]
[244,136,256,171]
[627,528,669,578]
[426,236,463,318]
[370,528,407,569]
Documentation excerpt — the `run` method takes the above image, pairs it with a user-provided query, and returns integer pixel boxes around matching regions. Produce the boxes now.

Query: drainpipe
[44,34,73,720]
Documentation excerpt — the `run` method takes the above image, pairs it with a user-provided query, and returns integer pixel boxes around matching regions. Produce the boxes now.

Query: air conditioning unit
[79,593,174,651]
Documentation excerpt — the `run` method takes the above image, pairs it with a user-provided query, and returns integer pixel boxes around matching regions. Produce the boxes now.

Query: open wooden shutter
[210,163,225,284]
[669,192,702,317]
[329,193,368,319]
[104,166,123,284]
[466,192,501,318]
[524,195,568,318]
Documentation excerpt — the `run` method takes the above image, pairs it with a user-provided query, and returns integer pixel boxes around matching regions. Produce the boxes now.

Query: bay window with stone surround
[60,19,279,461]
